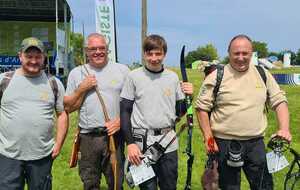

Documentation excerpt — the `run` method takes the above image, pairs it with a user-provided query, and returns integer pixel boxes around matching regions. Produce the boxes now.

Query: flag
[95,0,117,63]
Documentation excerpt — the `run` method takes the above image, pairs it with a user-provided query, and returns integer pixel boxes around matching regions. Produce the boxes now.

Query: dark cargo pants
[78,132,124,190]
[139,150,178,190]
[215,137,273,190]
[0,153,53,190]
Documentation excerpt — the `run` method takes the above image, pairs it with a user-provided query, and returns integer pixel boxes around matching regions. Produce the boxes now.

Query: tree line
[70,32,300,67]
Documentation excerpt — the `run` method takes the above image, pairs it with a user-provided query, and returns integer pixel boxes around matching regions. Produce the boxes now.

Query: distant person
[64,33,129,190]
[120,34,193,190]
[195,34,291,190]
[0,37,68,189]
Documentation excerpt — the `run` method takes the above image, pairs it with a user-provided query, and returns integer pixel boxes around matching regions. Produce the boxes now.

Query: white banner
[283,53,291,68]
[95,0,117,63]
[56,29,66,48]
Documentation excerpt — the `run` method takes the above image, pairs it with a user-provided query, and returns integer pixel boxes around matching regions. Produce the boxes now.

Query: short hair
[85,33,107,47]
[143,34,167,54]
[227,34,253,52]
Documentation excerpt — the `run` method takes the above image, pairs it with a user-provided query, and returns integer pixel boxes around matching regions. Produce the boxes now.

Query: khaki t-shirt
[195,64,287,140]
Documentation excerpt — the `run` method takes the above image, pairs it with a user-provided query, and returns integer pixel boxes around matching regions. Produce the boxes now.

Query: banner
[283,53,291,68]
[95,0,117,63]
[273,74,300,85]
[0,56,21,66]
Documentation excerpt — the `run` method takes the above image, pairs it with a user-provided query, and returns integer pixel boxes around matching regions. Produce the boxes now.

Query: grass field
[51,68,300,190]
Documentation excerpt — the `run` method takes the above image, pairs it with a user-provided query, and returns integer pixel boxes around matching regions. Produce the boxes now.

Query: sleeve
[0,73,6,100]
[55,78,65,113]
[0,73,5,81]
[120,74,135,101]
[265,70,288,109]
[120,98,135,145]
[65,68,79,96]
[195,71,217,112]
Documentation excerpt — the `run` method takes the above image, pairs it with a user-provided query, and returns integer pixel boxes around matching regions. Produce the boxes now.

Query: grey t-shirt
[120,67,185,153]
[0,71,65,160]
[66,62,130,133]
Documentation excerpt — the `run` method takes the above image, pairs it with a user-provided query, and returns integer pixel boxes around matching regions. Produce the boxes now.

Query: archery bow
[81,23,118,190]
[180,46,194,190]
[82,65,119,190]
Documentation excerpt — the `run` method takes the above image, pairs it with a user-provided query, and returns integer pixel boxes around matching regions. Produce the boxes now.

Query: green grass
[51,68,300,190]
[270,67,300,74]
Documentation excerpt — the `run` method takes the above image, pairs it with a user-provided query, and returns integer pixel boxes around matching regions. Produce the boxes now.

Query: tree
[185,43,219,68]
[278,50,297,65]
[220,56,229,65]
[286,50,297,65]
[185,51,200,68]
[295,49,300,65]
[268,51,280,60]
[130,61,142,69]
[252,41,268,58]
[70,32,84,66]
[277,51,284,62]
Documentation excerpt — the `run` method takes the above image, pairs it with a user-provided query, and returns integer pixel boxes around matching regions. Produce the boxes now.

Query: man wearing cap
[0,37,68,190]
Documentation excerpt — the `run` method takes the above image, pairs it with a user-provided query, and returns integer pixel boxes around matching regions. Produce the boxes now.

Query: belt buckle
[161,128,170,134]
[94,128,107,136]
[153,129,161,136]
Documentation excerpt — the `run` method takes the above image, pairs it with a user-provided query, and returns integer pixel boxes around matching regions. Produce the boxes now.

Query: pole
[141,0,147,65]
[112,0,118,63]
[82,22,86,65]
[54,0,59,76]
[55,0,59,75]
[63,1,68,76]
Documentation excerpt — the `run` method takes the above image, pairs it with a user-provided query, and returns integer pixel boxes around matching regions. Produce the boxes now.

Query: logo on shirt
[200,86,207,96]
[111,79,118,85]
[40,91,49,101]
[164,88,172,97]
[256,81,264,89]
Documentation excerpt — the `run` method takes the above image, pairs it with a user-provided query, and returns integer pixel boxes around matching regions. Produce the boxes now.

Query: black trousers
[139,150,178,190]
[78,133,124,190]
[0,153,53,190]
[215,137,273,190]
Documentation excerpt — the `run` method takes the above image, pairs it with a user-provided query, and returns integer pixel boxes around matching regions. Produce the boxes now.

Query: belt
[83,128,107,136]
[148,127,173,136]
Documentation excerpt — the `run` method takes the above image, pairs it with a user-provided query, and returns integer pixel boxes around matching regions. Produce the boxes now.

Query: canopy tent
[0,0,73,82]
[0,0,71,22]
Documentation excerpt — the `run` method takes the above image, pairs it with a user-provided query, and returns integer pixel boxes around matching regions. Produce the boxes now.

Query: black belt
[148,127,173,136]
[83,128,107,136]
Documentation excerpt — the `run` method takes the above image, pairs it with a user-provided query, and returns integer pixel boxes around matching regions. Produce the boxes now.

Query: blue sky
[67,0,300,66]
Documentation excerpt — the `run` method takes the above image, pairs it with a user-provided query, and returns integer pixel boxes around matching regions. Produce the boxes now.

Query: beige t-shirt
[195,64,287,140]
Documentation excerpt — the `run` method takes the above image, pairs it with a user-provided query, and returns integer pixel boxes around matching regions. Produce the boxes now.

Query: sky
[67,0,300,66]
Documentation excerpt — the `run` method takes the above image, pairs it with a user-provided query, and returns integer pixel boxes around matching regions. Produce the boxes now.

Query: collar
[144,65,164,74]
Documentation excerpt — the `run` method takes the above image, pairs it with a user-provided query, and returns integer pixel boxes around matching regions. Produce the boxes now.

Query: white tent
[258,58,274,69]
